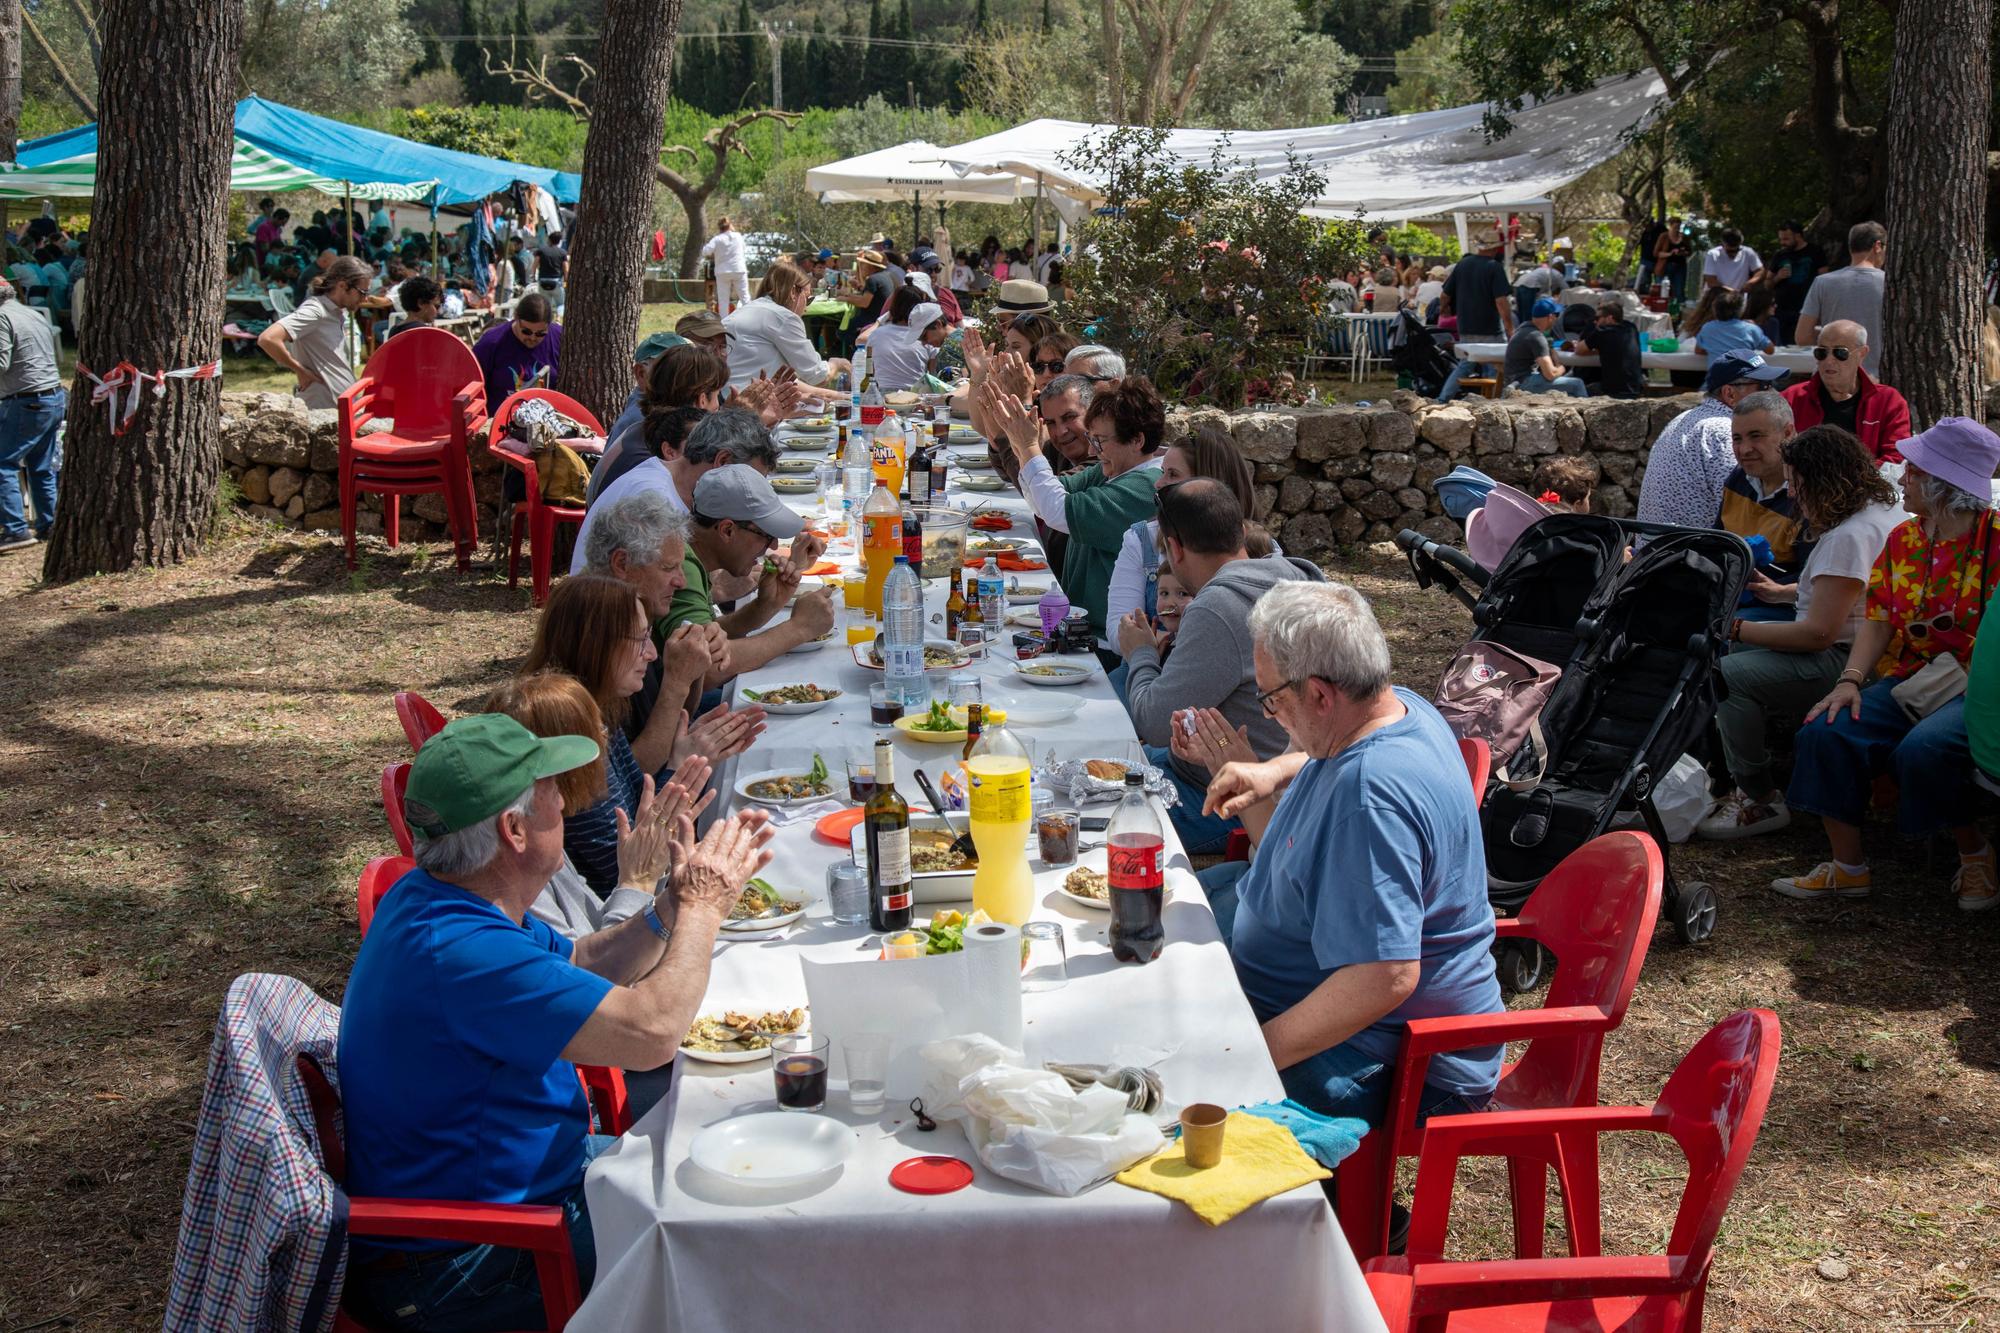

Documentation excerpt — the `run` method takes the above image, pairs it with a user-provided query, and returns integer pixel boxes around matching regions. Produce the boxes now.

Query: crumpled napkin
[1117,1112,1331,1226]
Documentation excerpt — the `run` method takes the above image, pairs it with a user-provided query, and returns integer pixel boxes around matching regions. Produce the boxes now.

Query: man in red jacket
[1782,319,1911,462]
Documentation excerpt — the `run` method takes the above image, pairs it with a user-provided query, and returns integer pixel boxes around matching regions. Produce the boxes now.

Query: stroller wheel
[1673,881,1718,945]
[1493,939,1545,994]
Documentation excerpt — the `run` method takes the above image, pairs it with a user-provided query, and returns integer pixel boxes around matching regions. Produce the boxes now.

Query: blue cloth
[1280,1037,1490,1131]
[343,1134,613,1333]
[563,725,645,895]
[1197,860,1249,945]
[0,387,64,539]
[1227,689,1503,1099]
[1788,679,1974,835]
[1437,358,1493,403]
[1235,1099,1368,1168]
[1144,743,1239,856]
[337,869,613,1243]
[1695,319,1770,365]
[608,388,644,451]
[1433,466,1497,522]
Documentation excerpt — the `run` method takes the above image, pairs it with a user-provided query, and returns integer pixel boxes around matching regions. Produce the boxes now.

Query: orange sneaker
[1771,862,1872,901]
[1955,852,1999,913]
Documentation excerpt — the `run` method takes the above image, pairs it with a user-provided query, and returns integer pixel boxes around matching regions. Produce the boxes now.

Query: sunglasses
[1812,345,1854,362]
[516,324,550,341]
[1031,360,1066,375]
[1905,610,1957,642]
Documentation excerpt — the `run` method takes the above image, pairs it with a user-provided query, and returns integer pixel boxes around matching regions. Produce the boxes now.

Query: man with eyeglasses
[1782,318,1910,463]
[472,291,563,414]
[660,463,835,678]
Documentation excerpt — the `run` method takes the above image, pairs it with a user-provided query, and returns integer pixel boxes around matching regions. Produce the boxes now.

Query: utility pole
[764,20,782,110]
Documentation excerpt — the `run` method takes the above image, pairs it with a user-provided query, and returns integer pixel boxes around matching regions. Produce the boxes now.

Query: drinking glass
[949,674,984,709]
[1036,809,1081,867]
[772,1033,830,1112]
[869,682,904,727]
[845,748,877,804]
[826,863,869,926]
[1021,922,1068,993]
[843,1033,891,1115]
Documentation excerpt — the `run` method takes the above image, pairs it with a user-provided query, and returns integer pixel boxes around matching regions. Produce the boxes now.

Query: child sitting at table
[1154,564,1189,655]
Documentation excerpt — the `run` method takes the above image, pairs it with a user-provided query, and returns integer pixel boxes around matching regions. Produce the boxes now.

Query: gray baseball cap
[692,464,804,539]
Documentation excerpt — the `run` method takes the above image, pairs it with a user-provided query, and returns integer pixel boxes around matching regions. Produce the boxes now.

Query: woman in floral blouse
[1775,418,2000,911]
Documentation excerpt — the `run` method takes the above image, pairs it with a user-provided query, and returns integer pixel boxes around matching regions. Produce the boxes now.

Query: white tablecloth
[1452,340,1819,377]
[570,438,1384,1332]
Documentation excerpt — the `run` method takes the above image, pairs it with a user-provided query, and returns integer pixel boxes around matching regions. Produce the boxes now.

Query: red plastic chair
[296,1053,584,1333]
[1337,831,1664,1263]
[394,690,448,751]
[488,389,605,606]
[353,856,634,1135]
[1458,737,1491,803]
[1361,1009,1782,1333]
[338,327,488,572]
[381,764,414,858]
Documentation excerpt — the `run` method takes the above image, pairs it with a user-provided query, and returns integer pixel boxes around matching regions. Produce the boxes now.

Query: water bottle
[977,556,1006,633]
[842,417,873,533]
[882,557,926,706]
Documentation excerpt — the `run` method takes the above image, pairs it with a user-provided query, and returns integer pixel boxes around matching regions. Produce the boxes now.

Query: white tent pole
[1542,205,1555,252]
[1453,211,1470,254]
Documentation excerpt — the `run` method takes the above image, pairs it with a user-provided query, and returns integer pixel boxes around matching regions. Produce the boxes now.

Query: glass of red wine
[771,1032,830,1112]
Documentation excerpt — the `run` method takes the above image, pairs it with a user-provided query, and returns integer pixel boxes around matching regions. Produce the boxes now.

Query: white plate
[741,687,842,714]
[1005,585,1050,605]
[1057,884,1110,912]
[1014,662,1097,687]
[677,1043,775,1065]
[966,538,1028,555]
[989,693,1082,726]
[955,475,1009,492]
[735,767,838,806]
[783,436,831,451]
[1006,608,1043,629]
[774,457,819,473]
[720,906,805,931]
[690,1111,854,1187]
[951,453,994,469]
[786,634,835,654]
[850,638,973,673]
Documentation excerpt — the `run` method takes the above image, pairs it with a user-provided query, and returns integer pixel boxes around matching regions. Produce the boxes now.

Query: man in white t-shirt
[701,217,750,319]
[1702,228,1762,291]
[1796,221,1886,375]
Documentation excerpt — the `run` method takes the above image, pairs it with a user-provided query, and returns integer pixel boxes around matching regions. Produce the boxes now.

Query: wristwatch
[642,900,673,943]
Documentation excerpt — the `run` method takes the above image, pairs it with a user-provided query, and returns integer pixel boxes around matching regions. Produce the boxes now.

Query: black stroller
[1388,311,1458,399]
[1397,514,1753,989]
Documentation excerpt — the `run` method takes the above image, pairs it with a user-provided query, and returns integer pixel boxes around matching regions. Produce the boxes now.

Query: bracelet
[1838,668,1864,684]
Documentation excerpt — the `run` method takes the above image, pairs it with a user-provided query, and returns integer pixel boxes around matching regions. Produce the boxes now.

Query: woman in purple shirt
[473,290,562,412]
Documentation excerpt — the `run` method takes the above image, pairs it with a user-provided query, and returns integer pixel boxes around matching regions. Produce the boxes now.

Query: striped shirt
[562,724,645,895]
[1716,466,1812,580]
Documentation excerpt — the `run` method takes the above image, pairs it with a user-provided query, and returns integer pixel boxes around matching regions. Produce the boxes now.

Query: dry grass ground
[0,526,1994,1330]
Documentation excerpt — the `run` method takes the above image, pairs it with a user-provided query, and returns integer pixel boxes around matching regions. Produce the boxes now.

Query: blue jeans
[1787,679,1973,837]
[1517,371,1588,399]
[1107,661,1129,706]
[1281,1036,1491,1132]
[1635,259,1655,293]
[344,1134,614,1333]
[1735,602,1797,625]
[1197,859,1248,945]
[0,386,66,539]
[1145,744,1239,855]
[1437,359,1492,403]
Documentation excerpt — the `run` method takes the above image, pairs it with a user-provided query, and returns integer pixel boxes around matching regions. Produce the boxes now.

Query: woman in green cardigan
[984,373,1168,650]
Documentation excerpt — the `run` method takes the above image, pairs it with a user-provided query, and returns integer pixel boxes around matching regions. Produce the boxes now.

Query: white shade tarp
[804,140,1041,205]
[929,72,1669,224]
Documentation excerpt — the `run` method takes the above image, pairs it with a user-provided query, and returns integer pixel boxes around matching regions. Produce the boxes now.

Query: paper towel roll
[964,921,1024,1053]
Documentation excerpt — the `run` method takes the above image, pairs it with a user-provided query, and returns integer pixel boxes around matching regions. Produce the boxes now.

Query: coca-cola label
[1107,840,1163,890]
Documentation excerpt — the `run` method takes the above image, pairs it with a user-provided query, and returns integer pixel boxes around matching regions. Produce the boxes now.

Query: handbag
[1890,651,1969,722]
[1432,640,1563,788]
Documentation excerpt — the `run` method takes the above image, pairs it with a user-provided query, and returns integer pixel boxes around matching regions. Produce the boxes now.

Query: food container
[905,504,970,580]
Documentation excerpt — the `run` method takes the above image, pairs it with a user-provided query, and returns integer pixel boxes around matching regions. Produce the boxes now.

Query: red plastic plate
[889,1154,975,1195]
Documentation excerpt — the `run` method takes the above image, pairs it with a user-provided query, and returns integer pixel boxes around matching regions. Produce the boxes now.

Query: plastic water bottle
[842,416,873,533]
[882,557,926,706]
[977,556,1006,633]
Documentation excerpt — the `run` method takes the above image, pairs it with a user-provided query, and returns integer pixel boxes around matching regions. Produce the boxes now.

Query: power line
[427,30,971,51]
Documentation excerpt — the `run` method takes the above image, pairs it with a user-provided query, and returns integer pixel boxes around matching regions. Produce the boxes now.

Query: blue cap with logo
[1701,349,1789,395]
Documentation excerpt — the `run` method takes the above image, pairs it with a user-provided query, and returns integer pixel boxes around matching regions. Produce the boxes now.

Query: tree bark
[41,0,240,581]
[558,0,684,428]
[1100,0,1123,121]
[1878,0,1993,424]
[0,0,21,165]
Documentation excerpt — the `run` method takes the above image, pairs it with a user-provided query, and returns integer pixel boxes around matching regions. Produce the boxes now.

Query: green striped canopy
[0,139,437,201]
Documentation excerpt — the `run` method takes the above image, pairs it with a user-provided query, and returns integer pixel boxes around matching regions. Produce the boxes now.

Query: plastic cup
[1180,1103,1227,1168]
[826,863,868,926]
[843,1033,891,1114]
[1021,921,1068,992]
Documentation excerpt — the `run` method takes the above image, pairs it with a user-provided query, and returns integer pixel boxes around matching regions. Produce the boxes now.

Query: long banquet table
[1452,339,1820,377]
[568,425,1385,1332]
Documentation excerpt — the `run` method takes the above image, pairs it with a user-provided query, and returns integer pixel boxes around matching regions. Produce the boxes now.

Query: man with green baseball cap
[338,714,775,1329]
[607,330,690,445]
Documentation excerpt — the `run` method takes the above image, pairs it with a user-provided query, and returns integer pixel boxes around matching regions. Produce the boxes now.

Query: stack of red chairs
[337,327,488,572]
[393,690,447,751]
[488,388,605,606]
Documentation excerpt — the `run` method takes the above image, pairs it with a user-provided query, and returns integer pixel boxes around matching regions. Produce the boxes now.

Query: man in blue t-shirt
[1196,582,1503,1128]
[339,714,773,1332]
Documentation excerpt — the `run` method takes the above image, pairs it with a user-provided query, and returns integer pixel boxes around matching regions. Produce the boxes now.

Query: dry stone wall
[218,387,1708,557]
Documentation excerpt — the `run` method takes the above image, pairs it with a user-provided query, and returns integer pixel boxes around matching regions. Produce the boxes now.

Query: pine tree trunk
[1879,0,1994,425]
[0,0,22,164]
[557,0,686,428]
[41,0,241,582]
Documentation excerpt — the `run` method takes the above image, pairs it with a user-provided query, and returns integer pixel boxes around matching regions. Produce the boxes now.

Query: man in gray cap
[662,462,835,676]
[0,276,65,551]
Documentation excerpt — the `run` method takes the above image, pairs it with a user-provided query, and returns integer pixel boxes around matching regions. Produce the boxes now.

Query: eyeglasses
[1031,360,1066,375]
[1812,345,1854,362]
[1087,432,1118,454]
[737,520,779,549]
[1256,678,1305,716]
[1905,610,1957,642]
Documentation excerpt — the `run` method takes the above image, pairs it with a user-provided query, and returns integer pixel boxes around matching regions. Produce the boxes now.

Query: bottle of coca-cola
[1107,772,1165,963]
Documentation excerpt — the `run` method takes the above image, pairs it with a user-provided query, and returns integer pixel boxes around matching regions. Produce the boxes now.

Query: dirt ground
[0,525,1994,1330]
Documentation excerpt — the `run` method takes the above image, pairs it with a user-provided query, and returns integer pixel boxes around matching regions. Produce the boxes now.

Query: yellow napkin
[1114,1112,1331,1226]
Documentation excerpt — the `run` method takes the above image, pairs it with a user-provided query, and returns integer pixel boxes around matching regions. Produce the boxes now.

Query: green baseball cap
[632,331,688,365]
[403,714,600,840]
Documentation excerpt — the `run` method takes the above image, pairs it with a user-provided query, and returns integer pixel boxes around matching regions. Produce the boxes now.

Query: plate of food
[787,414,835,433]
[967,536,1028,555]
[774,456,819,474]
[848,815,979,899]
[883,390,922,409]
[1005,608,1043,629]
[1014,661,1097,687]
[771,476,819,494]
[679,1006,809,1063]
[1057,866,1110,911]
[951,452,994,470]
[740,683,842,714]
[853,638,972,673]
[783,435,832,452]
[736,754,836,806]
[719,878,806,932]
[1004,583,1049,605]
[786,631,835,654]
[894,699,970,743]
[956,474,1009,493]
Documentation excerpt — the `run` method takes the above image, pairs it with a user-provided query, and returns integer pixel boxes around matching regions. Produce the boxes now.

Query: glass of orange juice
[845,608,877,646]
[842,571,868,609]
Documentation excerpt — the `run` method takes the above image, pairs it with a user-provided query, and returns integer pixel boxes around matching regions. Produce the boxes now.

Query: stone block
[1369,451,1416,489]
[1596,483,1633,517]
[308,415,341,473]
[1253,461,1290,483]
[238,465,272,505]
[1277,474,1313,514]
[1412,455,1451,488]
[1552,406,1585,453]
[1357,490,1400,520]
[1324,455,1371,479]
[1364,406,1417,452]
[1416,515,1460,542]
[1339,477,1373,501]
[1311,479,1343,511]
[1417,403,1476,454]
[1232,411,1298,464]
[1281,511,1334,556]
[413,492,450,524]
[220,417,249,467]
[1363,521,1396,543]
[1394,487,1427,513]
[301,472,335,514]
[267,466,305,508]
[1252,483,1278,520]
[302,507,344,532]
[1586,397,1651,449]
[244,503,288,526]
[1473,453,1532,486]
[238,394,312,468]
[283,494,306,519]
[1470,401,1513,454]
[1330,505,1366,543]
[1512,408,1559,456]
[1649,394,1702,440]
[355,510,385,537]
[1298,408,1368,460]
[1599,452,1638,488]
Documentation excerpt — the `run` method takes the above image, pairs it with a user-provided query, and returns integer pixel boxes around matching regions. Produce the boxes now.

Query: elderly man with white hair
[1780,318,1911,464]
[339,714,773,1331]
[1190,581,1503,1128]
[1065,343,1126,382]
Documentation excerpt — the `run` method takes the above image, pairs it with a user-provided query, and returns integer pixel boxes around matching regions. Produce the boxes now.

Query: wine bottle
[865,738,913,932]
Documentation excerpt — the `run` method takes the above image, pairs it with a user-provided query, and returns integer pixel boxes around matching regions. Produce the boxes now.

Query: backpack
[1433,641,1563,789]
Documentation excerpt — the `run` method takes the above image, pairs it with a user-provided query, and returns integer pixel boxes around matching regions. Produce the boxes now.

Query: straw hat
[992,278,1052,314]
[1427,264,1448,279]
[855,248,887,272]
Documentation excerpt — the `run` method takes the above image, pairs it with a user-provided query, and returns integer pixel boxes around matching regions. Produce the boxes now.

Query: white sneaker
[1697,791,1790,840]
